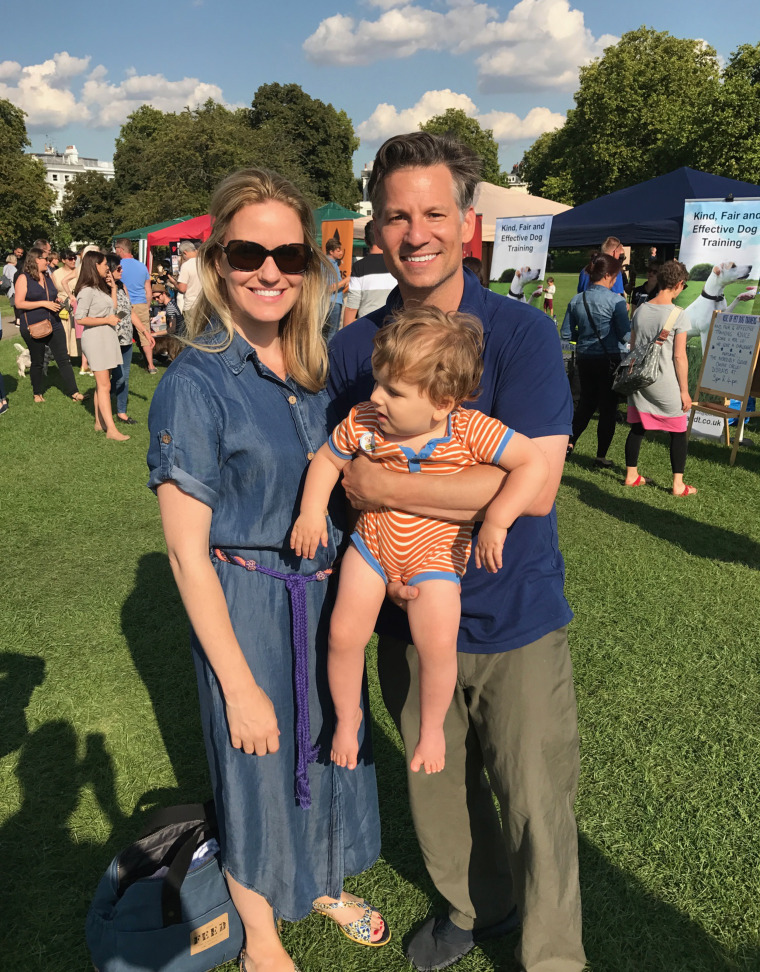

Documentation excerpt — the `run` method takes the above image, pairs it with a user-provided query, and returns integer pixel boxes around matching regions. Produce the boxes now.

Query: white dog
[506,266,542,301]
[14,342,50,377]
[683,261,755,350]
[14,343,31,377]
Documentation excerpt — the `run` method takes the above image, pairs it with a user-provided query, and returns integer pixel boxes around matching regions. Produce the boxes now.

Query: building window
[52,174,58,181]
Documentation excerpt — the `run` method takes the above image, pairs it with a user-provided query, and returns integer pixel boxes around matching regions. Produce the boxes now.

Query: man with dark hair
[342,220,397,326]
[114,238,157,374]
[328,131,584,972]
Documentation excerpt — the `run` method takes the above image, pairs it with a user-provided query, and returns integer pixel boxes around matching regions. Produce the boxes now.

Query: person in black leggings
[561,252,630,467]
[14,248,83,404]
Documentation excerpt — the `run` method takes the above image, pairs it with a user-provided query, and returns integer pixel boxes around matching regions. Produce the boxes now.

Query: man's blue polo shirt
[327,267,574,654]
[119,256,150,305]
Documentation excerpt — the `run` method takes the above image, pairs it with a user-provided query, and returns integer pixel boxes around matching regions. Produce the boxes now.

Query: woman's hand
[681,391,692,412]
[104,314,120,327]
[45,300,61,313]
[224,681,280,755]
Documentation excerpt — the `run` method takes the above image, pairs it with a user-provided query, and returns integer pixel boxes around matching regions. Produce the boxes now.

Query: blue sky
[2,0,755,177]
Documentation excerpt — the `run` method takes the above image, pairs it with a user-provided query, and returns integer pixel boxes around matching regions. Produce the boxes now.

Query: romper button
[288,395,297,405]
[161,434,172,444]
[307,452,314,460]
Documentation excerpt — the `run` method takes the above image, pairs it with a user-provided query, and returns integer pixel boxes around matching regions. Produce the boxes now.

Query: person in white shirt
[166,241,201,322]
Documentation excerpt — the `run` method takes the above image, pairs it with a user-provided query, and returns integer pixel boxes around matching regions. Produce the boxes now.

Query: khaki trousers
[377,626,586,972]
[133,303,151,345]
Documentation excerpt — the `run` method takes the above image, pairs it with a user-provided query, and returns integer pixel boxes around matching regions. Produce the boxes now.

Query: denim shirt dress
[147,325,380,920]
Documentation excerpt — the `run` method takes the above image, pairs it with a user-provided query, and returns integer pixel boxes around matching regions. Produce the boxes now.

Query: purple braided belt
[213,548,332,810]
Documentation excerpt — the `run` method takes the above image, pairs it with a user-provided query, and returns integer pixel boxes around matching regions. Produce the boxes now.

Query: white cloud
[0,51,228,130]
[304,0,618,92]
[357,89,565,146]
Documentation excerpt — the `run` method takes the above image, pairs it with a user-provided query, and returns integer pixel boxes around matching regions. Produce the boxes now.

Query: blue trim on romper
[491,427,514,465]
[328,438,354,460]
[406,570,461,586]
[398,413,453,473]
[350,532,388,583]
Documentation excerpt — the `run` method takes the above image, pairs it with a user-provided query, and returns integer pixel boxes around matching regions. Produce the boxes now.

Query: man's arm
[144,276,152,306]
[341,433,567,520]
[342,306,359,326]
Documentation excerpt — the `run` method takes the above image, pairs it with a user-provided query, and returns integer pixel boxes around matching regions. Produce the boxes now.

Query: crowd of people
[0,237,193,430]
[2,132,717,972]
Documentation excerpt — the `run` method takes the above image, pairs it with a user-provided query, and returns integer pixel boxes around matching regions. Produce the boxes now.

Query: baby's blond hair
[372,306,484,407]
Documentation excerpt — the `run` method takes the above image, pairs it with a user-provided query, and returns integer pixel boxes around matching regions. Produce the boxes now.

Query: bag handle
[139,799,217,839]
[630,304,681,349]
[161,821,208,926]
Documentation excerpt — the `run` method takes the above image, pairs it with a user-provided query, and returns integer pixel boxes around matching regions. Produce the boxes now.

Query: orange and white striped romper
[329,402,514,585]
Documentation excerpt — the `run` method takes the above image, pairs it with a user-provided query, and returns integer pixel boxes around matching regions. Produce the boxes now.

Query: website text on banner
[679,200,760,350]
[489,216,554,293]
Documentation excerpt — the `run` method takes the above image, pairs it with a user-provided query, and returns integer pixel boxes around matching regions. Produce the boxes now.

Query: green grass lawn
[1,336,760,971]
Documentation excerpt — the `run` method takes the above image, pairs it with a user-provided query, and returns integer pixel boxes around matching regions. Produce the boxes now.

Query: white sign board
[490,215,553,284]
[701,313,760,396]
[689,410,725,439]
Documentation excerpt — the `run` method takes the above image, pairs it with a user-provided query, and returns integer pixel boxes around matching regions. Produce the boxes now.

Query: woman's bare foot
[673,483,697,496]
[34,394,45,403]
[313,891,386,942]
[71,392,85,402]
[239,943,298,972]
[106,429,130,441]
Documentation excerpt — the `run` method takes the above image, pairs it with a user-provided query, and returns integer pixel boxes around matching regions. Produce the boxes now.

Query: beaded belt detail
[213,548,332,810]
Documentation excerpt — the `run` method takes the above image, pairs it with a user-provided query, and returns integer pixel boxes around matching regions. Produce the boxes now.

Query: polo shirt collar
[384,267,487,324]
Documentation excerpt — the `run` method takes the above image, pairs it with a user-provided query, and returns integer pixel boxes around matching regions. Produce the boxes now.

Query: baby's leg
[406,579,461,775]
[329,544,387,769]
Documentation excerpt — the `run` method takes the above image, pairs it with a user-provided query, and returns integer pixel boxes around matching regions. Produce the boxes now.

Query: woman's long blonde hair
[188,168,331,392]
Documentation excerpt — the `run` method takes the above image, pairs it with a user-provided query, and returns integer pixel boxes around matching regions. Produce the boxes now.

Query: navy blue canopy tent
[549,168,760,247]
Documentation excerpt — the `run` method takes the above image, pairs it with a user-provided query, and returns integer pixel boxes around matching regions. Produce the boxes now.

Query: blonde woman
[147,169,387,972]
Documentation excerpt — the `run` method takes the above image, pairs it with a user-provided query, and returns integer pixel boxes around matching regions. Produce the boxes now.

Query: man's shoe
[406,910,520,971]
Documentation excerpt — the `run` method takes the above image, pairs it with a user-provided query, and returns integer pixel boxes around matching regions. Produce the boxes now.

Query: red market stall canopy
[147,214,213,249]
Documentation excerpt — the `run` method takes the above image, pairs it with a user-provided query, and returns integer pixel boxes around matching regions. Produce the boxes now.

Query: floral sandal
[312,896,391,947]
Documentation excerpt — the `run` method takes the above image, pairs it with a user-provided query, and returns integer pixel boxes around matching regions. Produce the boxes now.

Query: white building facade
[28,145,115,215]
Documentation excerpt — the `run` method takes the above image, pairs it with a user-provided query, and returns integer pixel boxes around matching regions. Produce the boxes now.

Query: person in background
[164,241,201,322]
[543,276,556,318]
[562,252,630,467]
[105,252,154,426]
[324,237,348,340]
[74,251,129,441]
[0,260,9,414]
[52,250,80,359]
[462,256,485,286]
[577,237,626,296]
[151,282,184,333]
[630,261,661,313]
[2,253,17,292]
[114,238,157,374]
[343,220,397,325]
[15,248,84,404]
[624,260,696,496]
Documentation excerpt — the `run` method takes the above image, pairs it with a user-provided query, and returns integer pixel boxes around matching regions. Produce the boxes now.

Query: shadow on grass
[563,473,760,569]
[0,652,45,757]
[121,552,209,807]
[0,720,137,971]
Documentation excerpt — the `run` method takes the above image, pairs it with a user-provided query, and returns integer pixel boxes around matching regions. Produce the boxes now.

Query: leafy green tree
[249,83,360,208]
[421,109,502,185]
[0,100,56,253]
[60,171,120,247]
[521,28,721,203]
[112,100,311,231]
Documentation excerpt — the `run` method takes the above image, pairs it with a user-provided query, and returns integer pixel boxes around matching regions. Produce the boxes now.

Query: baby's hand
[290,511,328,559]
[474,522,508,573]
[331,711,362,770]
[410,727,445,774]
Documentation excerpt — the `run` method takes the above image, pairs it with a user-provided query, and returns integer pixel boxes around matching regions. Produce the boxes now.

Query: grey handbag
[612,306,680,396]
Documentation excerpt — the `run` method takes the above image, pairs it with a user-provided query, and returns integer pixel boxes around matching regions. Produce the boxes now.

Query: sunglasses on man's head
[218,240,311,274]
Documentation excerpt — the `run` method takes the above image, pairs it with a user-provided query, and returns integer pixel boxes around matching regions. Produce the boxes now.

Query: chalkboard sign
[701,313,760,397]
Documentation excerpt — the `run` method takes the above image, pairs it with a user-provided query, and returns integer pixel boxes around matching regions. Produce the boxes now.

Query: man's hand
[474,521,508,573]
[290,510,328,559]
[386,580,419,612]
[341,454,388,510]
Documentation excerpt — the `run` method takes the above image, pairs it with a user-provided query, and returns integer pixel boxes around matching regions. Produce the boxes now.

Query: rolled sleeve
[147,373,222,508]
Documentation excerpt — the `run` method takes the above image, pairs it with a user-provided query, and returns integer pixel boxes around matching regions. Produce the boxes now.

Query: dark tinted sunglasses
[218,240,311,274]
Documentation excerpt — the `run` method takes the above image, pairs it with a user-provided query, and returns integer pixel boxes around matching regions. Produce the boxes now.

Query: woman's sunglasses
[218,240,311,274]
